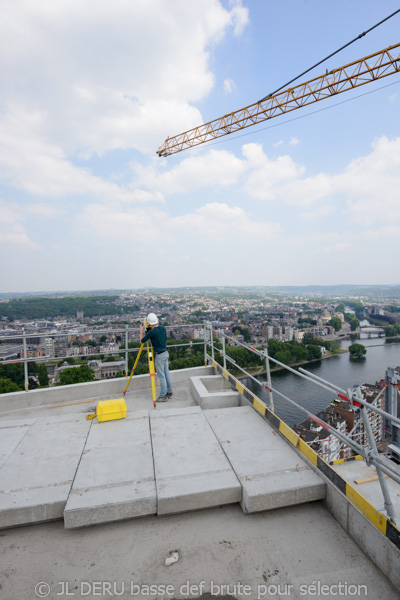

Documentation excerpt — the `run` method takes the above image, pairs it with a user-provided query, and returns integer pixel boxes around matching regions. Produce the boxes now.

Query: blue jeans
[155,351,172,397]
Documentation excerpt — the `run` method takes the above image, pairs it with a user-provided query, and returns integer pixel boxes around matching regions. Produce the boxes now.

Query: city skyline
[1,1,400,292]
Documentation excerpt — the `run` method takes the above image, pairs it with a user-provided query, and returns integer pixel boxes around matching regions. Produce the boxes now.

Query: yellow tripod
[123,341,157,409]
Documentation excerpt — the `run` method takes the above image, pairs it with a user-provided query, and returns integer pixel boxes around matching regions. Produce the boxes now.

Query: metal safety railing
[204,322,400,524]
[2,319,399,522]
[0,323,206,389]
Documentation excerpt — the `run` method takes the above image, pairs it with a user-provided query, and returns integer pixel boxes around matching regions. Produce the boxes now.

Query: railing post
[263,346,274,412]
[210,324,214,361]
[203,321,207,365]
[125,325,129,377]
[23,328,29,391]
[353,386,396,522]
[222,334,227,370]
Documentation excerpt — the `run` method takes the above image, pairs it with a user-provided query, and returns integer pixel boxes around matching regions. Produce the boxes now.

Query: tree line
[0,362,48,393]
[0,295,124,320]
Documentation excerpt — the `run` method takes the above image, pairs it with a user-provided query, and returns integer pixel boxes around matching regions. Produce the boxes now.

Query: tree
[267,338,281,356]
[242,327,251,342]
[274,350,291,365]
[0,295,121,320]
[38,364,49,387]
[324,340,340,353]
[0,361,38,388]
[302,332,316,345]
[328,317,342,332]
[58,357,75,367]
[349,316,360,331]
[59,365,95,385]
[84,339,97,347]
[191,339,204,355]
[290,344,309,362]
[307,344,322,360]
[0,378,21,394]
[335,303,345,313]
[100,335,107,343]
[384,324,400,337]
[385,305,400,313]
[346,300,364,313]
[349,343,367,358]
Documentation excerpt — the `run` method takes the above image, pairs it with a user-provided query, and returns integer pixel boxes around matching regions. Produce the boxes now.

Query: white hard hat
[147,313,158,325]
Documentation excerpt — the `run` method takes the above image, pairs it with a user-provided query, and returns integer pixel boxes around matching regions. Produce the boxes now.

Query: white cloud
[359,225,400,240]
[338,136,400,225]
[0,199,36,246]
[229,1,250,35]
[320,241,353,254]
[289,137,299,146]
[0,108,166,203]
[78,203,168,243]
[0,0,248,157]
[170,202,280,240]
[242,143,305,201]
[25,203,64,218]
[132,136,400,218]
[240,136,400,214]
[135,148,246,194]
[300,205,335,220]
[223,78,236,94]
[78,200,280,246]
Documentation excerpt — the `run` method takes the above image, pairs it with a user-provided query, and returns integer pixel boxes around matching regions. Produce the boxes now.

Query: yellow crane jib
[156,43,400,157]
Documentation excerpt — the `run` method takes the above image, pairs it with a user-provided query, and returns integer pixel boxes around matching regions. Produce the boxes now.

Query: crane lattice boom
[157,43,400,157]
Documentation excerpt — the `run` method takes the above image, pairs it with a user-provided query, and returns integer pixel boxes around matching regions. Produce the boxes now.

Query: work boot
[157,396,168,402]
[166,391,173,398]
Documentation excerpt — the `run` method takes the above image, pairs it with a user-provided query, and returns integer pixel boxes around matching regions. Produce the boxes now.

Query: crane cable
[259,8,400,102]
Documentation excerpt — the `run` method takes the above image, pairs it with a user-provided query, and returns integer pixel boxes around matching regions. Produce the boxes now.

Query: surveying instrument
[122,316,157,408]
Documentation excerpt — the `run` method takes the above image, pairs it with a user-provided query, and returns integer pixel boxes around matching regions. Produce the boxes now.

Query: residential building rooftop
[1,362,399,599]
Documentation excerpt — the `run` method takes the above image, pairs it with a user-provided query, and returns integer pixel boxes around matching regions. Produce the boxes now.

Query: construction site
[1,5,400,599]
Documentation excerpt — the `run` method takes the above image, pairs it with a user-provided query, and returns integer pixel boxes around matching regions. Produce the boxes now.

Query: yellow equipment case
[96,398,127,422]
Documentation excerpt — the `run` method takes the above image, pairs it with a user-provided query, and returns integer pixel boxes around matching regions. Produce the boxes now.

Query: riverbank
[242,339,400,428]
[237,349,348,380]
[235,336,400,380]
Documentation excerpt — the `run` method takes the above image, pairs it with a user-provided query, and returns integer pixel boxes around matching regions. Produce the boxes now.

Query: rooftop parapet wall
[0,365,215,415]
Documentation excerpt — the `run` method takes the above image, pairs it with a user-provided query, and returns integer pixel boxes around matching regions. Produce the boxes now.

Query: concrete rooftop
[1,365,400,599]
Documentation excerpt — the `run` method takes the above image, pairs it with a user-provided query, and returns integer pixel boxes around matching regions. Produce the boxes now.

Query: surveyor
[140,313,173,402]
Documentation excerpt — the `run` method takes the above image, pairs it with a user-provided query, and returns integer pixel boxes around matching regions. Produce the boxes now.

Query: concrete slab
[0,418,37,469]
[64,411,156,528]
[190,375,240,409]
[205,406,326,513]
[3,503,399,600]
[332,458,400,516]
[150,406,241,514]
[0,414,91,528]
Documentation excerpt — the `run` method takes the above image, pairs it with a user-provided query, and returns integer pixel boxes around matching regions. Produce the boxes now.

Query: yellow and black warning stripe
[329,455,363,465]
[211,360,400,551]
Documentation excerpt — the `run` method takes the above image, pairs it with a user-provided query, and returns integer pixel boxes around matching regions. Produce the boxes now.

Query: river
[242,336,400,427]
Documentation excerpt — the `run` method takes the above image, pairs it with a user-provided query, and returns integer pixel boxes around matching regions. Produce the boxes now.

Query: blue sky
[1,0,399,292]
